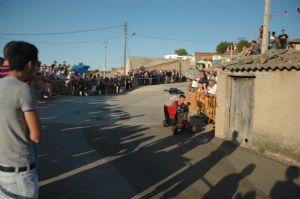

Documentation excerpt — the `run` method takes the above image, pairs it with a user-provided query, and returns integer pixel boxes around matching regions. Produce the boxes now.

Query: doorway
[229,77,255,144]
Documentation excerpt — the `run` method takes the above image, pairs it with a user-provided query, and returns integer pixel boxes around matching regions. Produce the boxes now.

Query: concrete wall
[215,69,300,161]
[252,71,300,161]
[146,60,193,73]
[215,69,232,139]
[125,57,171,74]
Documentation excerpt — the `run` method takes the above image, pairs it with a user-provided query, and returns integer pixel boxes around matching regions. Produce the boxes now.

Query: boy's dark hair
[3,40,16,58]
[5,41,38,71]
[179,94,186,99]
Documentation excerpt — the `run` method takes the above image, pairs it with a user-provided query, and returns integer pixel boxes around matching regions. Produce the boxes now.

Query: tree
[236,39,251,52]
[216,41,233,54]
[175,48,188,56]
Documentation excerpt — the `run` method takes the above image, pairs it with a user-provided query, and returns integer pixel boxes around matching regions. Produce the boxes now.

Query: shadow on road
[140,140,238,199]
[203,164,256,199]
[37,96,220,199]
[270,165,300,199]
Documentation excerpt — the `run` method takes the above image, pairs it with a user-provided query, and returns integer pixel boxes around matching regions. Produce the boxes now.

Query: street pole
[179,62,182,78]
[104,41,108,78]
[262,0,271,54]
[123,22,127,76]
[230,44,233,59]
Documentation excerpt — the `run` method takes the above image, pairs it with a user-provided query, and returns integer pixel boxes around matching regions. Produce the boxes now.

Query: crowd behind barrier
[31,62,185,100]
[32,61,218,122]
[187,67,218,122]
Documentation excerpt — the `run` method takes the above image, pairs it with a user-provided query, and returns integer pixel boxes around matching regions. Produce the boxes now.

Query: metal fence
[197,92,217,121]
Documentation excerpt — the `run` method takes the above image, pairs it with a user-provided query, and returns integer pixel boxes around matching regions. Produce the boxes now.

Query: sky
[0,0,299,70]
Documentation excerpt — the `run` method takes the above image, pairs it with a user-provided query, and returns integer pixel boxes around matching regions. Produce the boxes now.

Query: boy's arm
[24,111,41,143]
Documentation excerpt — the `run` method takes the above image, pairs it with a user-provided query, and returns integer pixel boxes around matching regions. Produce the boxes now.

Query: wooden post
[262,0,271,54]
[123,22,127,75]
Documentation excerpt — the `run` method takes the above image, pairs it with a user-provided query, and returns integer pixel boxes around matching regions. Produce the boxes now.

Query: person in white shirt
[207,77,217,95]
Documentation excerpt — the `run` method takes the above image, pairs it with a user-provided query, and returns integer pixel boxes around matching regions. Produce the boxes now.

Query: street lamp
[103,41,108,78]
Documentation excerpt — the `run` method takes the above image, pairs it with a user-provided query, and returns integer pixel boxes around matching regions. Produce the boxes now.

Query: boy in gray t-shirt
[0,41,41,199]
[0,76,37,166]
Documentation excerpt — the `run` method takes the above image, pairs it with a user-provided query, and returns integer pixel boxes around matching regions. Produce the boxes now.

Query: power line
[0,35,122,45]
[34,36,122,45]
[135,34,221,43]
[0,25,123,36]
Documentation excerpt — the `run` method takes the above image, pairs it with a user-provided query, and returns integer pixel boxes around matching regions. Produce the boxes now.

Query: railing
[196,91,217,121]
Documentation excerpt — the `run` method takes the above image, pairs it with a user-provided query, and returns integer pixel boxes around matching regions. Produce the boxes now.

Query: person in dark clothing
[278,29,289,50]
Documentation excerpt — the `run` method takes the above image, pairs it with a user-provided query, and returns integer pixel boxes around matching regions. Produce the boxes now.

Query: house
[289,38,300,50]
[215,50,300,162]
[212,55,222,65]
[164,54,195,61]
[221,49,239,63]
[194,52,217,68]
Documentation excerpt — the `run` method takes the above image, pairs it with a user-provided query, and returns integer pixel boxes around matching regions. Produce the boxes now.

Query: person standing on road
[278,29,289,50]
[0,41,41,199]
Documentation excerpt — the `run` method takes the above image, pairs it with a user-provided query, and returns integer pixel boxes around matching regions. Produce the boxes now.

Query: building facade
[215,50,300,162]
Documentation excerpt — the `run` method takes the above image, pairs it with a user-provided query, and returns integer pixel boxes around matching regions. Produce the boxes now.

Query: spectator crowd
[187,64,218,96]
[241,27,291,56]
[27,62,184,100]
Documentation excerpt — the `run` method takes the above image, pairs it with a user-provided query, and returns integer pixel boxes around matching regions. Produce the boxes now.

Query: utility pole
[262,0,271,54]
[123,22,127,76]
[104,41,108,78]
[179,62,182,78]
[230,44,233,59]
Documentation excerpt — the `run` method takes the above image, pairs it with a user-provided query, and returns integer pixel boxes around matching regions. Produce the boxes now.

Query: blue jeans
[0,169,38,199]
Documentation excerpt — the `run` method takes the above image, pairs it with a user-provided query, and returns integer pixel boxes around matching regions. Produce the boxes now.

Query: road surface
[37,83,300,199]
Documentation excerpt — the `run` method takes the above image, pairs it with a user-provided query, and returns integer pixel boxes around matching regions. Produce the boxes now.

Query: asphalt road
[37,83,300,199]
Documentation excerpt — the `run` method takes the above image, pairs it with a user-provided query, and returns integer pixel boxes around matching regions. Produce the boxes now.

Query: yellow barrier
[196,91,216,121]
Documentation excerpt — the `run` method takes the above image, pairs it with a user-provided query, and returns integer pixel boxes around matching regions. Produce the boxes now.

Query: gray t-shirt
[0,76,37,167]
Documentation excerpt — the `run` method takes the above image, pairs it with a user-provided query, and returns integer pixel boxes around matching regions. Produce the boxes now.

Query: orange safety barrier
[196,91,217,121]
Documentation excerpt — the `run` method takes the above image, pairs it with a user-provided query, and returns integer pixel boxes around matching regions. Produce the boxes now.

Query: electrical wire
[135,34,221,43]
[34,36,122,45]
[0,25,123,36]
[0,35,122,45]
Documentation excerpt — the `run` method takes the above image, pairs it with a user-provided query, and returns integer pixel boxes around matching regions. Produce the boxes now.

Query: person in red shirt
[171,94,186,108]
[164,94,186,126]
[0,59,9,78]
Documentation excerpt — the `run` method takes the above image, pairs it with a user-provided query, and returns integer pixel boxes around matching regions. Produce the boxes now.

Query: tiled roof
[218,50,300,72]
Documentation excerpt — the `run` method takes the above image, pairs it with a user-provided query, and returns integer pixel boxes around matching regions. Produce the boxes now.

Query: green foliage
[236,39,251,52]
[216,41,233,54]
[175,48,188,56]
